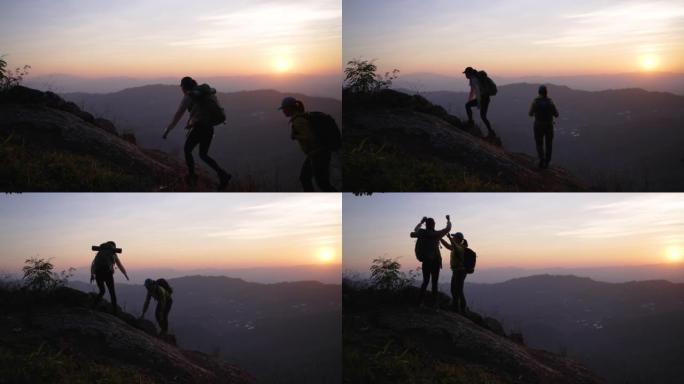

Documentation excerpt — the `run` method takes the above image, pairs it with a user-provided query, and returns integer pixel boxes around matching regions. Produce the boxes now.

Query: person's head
[463,67,476,79]
[453,232,464,243]
[180,76,198,94]
[425,217,435,231]
[278,96,304,117]
[538,85,548,97]
[144,278,155,290]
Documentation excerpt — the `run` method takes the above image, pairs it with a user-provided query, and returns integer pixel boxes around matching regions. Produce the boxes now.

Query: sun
[665,246,683,263]
[273,57,293,73]
[639,54,660,72]
[316,247,335,264]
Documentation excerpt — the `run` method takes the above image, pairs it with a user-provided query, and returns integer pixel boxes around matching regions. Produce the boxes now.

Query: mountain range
[454,274,684,384]
[69,275,341,384]
[418,83,684,190]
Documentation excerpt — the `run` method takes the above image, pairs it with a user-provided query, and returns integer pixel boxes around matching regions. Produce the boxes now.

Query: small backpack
[463,247,477,274]
[304,112,341,151]
[156,278,174,295]
[189,84,226,126]
[477,71,498,96]
[411,230,435,263]
[93,246,116,272]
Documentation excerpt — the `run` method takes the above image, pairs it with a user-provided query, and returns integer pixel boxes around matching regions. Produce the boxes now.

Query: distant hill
[0,285,255,384]
[62,85,342,191]
[419,83,684,191]
[343,284,604,384]
[0,86,225,191]
[457,274,684,384]
[343,88,586,192]
[70,275,341,384]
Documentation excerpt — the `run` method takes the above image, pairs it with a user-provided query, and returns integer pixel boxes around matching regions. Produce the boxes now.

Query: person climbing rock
[90,241,129,314]
[411,215,451,308]
[441,232,468,314]
[163,76,231,190]
[529,85,559,169]
[140,278,174,335]
[279,96,340,192]
[463,67,497,138]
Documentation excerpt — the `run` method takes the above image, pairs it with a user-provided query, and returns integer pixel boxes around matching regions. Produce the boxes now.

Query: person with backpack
[463,67,497,138]
[140,278,174,335]
[90,241,129,314]
[163,76,231,190]
[529,85,559,169]
[440,232,470,314]
[411,215,451,308]
[279,96,339,192]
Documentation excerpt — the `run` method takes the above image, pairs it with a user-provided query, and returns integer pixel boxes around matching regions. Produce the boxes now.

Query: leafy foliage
[369,257,416,291]
[0,55,31,92]
[22,258,74,292]
[344,59,399,93]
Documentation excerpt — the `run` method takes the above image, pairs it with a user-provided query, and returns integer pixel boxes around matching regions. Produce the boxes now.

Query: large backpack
[477,71,498,96]
[189,84,226,126]
[411,230,435,263]
[463,247,477,274]
[156,278,173,295]
[93,249,115,272]
[304,112,341,151]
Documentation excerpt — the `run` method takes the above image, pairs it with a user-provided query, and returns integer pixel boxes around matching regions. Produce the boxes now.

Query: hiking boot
[217,170,231,191]
[185,173,198,186]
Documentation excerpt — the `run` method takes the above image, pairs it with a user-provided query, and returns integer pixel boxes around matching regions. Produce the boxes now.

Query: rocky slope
[0,86,232,191]
[0,286,255,384]
[343,287,605,384]
[343,89,587,192]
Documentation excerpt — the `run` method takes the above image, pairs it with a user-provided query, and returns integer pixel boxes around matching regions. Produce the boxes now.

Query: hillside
[343,285,605,384]
[0,285,255,384]
[343,89,586,192]
[460,275,684,384]
[62,85,343,191]
[0,86,236,191]
[420,84,684,191]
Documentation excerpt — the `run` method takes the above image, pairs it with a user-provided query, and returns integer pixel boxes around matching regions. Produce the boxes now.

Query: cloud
[534,1,684,48]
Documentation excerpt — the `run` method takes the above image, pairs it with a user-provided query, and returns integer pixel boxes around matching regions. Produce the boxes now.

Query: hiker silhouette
[90,241,129,314]
[529,85,559,169]
[411,215,451,307]
[441,232,469,314]
[163,76,231,190]
[140,278,174,335]
[280,96,339,192]
[463,67,497,138]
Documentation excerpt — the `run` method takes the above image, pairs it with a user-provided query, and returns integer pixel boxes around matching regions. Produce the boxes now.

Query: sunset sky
[344,0,684,76]
[0,0,341,77]
[0,193,341,274]
[343,193,684,272]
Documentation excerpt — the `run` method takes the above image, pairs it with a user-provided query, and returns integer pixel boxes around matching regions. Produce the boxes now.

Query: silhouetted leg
[450,272,458,307]
[419,263,431,304]
[104,272,116,313]
[465,100,477,123]
[545,126,554,165]
[457,272,467,314]
[299,157,315,192]
[165,298,173,333]
[94,272,106,307]
[184,129,201,176]
[312,151,337,192]
[431,267,440,306]
[197,126,225,177]
[155,301,165,333]
[480,96,493,134]
[534,124,545,165]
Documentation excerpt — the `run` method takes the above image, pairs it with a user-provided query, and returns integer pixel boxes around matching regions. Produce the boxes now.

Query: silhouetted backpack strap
[463,247,477,274]
[93,246,116,272]
[188,83,226,126]
[477,71,498,96]
[304,111,341,151]
[156,278,173,295]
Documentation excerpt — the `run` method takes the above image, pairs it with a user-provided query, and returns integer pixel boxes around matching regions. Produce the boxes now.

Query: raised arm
[114,255,129,280]
[436,216,452,237]
[440,238,453,250]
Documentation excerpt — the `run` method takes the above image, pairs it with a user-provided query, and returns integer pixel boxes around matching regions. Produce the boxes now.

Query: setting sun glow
[317,247,336,264]
[665,246,683,263]
[274,57,293,73]
[640,54,660,72]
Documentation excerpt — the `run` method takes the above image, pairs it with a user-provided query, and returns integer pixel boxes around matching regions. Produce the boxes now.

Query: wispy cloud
[556,195,684,239]
[534,1,684,48]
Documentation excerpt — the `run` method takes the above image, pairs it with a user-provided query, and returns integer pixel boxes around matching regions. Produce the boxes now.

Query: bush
[344,59,399,93]
[22,258,74,292]
[0,55,31,92]
[369,257,416,291]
